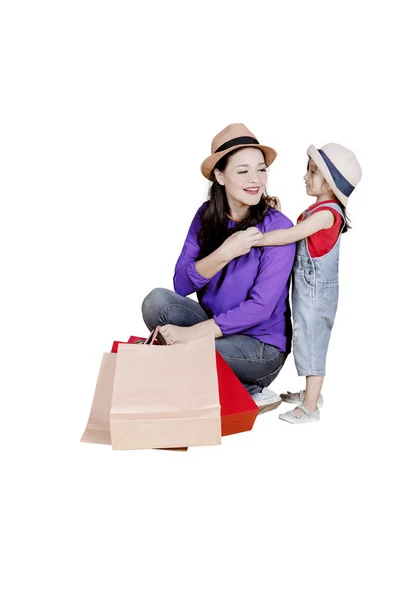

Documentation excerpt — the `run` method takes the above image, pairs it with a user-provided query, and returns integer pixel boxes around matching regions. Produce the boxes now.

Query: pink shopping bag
[109,333,221,450]
[80,352,116,445]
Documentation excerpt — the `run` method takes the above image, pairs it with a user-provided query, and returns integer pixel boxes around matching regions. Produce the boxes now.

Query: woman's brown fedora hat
[201,123,277,180]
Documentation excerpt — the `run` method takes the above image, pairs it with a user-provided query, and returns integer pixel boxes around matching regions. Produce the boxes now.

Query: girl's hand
[265,195,282,211]
[220,227,263,261]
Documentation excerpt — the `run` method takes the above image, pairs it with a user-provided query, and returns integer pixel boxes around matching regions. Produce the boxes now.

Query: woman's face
[304,158,331,196]
[214,147,267,207]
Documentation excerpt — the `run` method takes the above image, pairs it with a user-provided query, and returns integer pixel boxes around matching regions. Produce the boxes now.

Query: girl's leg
[302,376,324,411]
[281,377,324,409]
[142,288,209,330]
[279,376,323,423]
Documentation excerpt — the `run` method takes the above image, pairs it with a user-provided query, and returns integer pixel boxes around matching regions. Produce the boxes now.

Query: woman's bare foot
[159,324,198,345]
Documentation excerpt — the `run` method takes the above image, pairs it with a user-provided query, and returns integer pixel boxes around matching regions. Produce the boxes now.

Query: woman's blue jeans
[142,288,287,395]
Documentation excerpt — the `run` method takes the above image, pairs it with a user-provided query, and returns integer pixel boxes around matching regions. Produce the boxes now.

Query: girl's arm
[254,210,335,246]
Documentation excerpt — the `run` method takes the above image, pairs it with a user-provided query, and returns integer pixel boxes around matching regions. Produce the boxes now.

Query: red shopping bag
[111,335,259,437]
[215,352,258,436]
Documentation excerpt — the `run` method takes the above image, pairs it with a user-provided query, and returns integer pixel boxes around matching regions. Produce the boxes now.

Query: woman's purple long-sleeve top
[173,202,296,353]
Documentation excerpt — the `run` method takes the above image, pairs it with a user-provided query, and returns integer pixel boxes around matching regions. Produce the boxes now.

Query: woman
[142,123,296,411]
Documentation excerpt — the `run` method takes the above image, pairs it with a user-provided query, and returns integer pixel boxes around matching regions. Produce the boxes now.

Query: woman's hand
[220,227,263,261]
[265,195,282,211]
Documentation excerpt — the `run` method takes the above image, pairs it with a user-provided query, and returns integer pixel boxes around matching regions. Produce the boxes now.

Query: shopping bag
[109,334,221,450]
[81,330,158,444]
[80,352,116,445]
[111,336,259,438]
[81,330,259,448]
[216,353,259,436]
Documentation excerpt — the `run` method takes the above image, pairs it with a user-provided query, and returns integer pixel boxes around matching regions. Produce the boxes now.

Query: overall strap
[306,201,345,221]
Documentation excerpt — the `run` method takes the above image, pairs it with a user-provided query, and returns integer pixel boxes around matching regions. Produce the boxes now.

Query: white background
[1,1,399,598]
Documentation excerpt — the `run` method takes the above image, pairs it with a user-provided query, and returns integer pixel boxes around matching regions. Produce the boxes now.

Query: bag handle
[130,326,165,346]
[144,326,162,345]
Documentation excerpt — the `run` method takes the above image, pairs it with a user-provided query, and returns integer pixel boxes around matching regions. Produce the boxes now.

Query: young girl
[255,143,362,424]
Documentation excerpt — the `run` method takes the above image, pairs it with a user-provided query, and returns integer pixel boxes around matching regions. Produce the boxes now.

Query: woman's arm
[173,204,214,296]
[163,241,295,344]
[194,247,230,279]
[174,205,262,295]
[196,227,262,278]
[253,210,334,246]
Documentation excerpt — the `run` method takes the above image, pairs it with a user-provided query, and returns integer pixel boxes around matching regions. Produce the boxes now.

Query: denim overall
[292,202,345,376]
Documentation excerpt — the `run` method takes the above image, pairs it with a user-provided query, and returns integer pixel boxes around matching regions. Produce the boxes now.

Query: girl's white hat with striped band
[307,143,362,207]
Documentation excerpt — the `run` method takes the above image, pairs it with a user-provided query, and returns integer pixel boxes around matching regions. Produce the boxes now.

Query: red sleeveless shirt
[297,200,343,258]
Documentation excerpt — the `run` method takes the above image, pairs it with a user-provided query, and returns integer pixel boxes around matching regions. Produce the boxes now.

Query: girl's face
[214,147,268,207]
[304,158,331,197]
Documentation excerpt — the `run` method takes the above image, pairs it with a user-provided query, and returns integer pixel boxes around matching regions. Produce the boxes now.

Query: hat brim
[307,145,349,207]
[201,144,277,180]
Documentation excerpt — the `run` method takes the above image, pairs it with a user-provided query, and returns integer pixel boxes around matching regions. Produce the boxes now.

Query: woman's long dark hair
[197,148,272,290]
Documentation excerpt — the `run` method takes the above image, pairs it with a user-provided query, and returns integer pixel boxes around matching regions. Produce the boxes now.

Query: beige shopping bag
[81,353,116,445]
[110,334,221,450]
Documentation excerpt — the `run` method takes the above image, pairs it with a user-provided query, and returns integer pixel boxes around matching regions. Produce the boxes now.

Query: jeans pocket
[322,280,339,307]
[295,266,315,292]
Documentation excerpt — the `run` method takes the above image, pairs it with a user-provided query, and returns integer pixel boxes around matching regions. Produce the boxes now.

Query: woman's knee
[141,288,174,321]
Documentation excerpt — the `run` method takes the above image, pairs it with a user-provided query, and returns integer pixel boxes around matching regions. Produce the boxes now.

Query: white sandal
[280,389,324,407]
[279,405,320,424]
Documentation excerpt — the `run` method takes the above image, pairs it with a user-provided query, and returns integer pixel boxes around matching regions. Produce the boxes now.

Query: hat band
[318,149,355,198]
[215,136,259,154]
